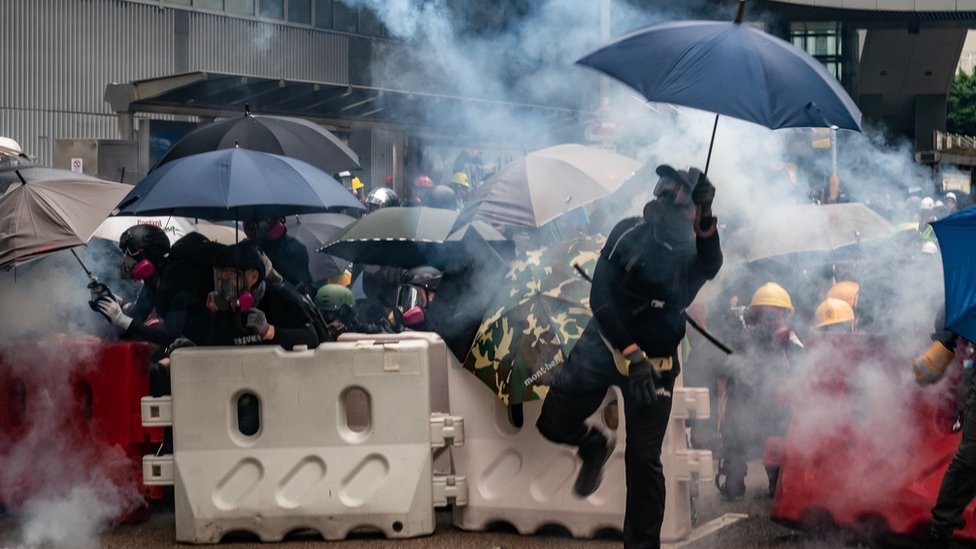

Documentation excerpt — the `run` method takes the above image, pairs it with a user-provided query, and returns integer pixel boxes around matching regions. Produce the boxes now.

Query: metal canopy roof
[105,71,586,134]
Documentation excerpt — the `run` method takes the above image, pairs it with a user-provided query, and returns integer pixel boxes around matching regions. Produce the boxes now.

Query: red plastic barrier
[0,339,163,521]
[769,333,974,542]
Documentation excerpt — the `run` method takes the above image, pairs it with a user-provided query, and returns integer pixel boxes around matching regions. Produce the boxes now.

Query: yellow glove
[912,341,955,386]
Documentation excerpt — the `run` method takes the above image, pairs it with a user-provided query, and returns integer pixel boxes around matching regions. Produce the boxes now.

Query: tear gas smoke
[0,242,142,548]
[335,0,952,518]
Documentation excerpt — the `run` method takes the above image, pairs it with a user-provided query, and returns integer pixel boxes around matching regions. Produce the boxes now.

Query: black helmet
[401,265,442,291]
[653,164,699,208]
[424,185,457,210]
[213,242,266,282]
[119,224,170,261]
[366,187,400,212]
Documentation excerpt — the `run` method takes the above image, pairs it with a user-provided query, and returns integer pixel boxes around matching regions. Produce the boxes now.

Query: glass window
[358,6,385,37]
[259,0,284,19]
[225,0,254,15]
[315,0,333,28]
[789,21,844,85]
[288,0,311,24]
[195,0,223,10]
[333,1,358,32]
[165,0,192,6]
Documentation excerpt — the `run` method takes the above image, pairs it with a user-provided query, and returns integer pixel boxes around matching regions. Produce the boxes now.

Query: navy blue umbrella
[114,148,364,222]
[932,208,976,344]
[578,9,862,171]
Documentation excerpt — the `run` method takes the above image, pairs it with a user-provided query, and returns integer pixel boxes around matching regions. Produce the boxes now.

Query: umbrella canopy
[93,216,242,245]
[114,148,365,222]
[286,213,356,282]
[933,209,976,344]
[463,235,604,404]
[726,203,894,264]
[1,165,102,195]
[578,20,862,132]
[153,113,360,174]
[0,176,130,270]
[321,207,509,269]
[453,144,640,230]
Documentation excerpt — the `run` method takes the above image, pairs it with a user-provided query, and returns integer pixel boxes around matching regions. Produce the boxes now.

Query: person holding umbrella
[243,217,314,295]
[536,165,721,549]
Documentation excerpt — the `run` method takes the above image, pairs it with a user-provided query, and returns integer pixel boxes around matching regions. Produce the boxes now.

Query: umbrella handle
[734,0,746,24]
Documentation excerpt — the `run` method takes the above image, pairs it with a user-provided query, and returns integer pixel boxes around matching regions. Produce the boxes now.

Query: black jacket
[591,215,722,357]
[124,233,223,348]
[183,282,319,350]
[260,234,312,293]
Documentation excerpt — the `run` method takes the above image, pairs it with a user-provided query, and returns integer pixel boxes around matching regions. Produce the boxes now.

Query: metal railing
[934,130,976,151]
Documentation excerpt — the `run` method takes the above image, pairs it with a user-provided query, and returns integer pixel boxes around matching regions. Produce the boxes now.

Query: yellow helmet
[328,269,353,287]
[451,171,470,188]
[351,176,364,190]
[814,297,855,329]
[749,282,794,313]
[826,281,859,309]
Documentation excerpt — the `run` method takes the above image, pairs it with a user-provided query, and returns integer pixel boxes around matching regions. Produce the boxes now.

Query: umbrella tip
[735,0,746,23]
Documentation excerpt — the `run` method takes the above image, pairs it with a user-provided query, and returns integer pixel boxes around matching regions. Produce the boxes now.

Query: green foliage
[948,69,976,136]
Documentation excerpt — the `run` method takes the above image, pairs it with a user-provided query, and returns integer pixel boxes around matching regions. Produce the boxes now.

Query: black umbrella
[286,213,356,283]
[320,207,510,269]
[153,112,360,175]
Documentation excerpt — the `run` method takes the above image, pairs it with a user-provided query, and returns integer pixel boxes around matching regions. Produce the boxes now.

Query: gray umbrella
[0,174,130,270]
[453,144,640,231]
[0,165,101,195]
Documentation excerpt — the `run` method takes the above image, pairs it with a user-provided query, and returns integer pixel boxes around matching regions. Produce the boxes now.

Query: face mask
[210,269,255,312]
[644,200,695,248]
[402,306,426,326]
[121,249,156,280]
[246,219,285,241]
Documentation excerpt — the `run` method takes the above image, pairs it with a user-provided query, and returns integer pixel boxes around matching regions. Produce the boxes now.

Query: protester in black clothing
[244,217,313,294]
[916,308,976,548]
[96,227,220,348]
[393,266,443,333]
[536,165,722,549]
[182,242,319,350]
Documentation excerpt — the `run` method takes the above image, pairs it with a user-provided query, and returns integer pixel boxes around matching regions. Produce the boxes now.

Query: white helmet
[945,192,957,202]
[920,197,935,211]
[935,200,945,209]
[921,241,938,255]
[0,136,23,155]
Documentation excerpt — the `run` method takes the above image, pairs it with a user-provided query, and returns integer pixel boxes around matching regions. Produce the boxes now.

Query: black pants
[537,322,674,549]
[932,371,976,534]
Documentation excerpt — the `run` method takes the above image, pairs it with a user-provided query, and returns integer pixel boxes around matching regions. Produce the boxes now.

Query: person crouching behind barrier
[181,242,319,350]
[314,283,393,339]
[536,165,722,549]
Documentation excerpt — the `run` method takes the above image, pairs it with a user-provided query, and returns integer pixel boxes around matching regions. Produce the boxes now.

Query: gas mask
[121,248,156,280]
[396,285,431,326]
[208,268,255,312]
[745,307,791,346]
[244,218,285,242]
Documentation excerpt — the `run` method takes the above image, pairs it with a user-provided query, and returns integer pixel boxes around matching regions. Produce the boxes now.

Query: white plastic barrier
[448,351,713,541]
[142,341,465,544]
[661,376,714,543]
[447,357,627,538]
[338,332,453,475]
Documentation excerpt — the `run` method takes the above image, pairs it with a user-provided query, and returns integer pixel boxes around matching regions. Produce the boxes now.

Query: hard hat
[920,197,935,210]
[366,187,399,211]
[921,241,939,255]
[119,224,171,260]
[351,176,364,190]
[414,175,434,188]
[945,192,957,202]
[749,282,794,313]
[424,185,457,210]
[0,136,23,155]
[826,281,859,309]
[450,171,470,188]
[328,269,353,287]
[934,200,945,209]
[314,284,356,311]
[814,298,855,329]
[401,265,442,290]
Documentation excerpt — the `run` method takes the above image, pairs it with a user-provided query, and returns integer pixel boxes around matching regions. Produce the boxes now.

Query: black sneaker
[574,430,615,497]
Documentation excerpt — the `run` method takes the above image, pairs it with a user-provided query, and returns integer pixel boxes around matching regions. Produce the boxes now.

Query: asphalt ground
[4,459,972,548]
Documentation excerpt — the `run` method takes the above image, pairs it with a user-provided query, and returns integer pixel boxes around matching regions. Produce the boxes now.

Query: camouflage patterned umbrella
[463,235,605,404]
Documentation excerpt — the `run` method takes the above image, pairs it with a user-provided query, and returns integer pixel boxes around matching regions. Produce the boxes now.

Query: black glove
[626,348,658,405]
[246,308,272,339]
[691,173,716,211]
[164,337,195,357]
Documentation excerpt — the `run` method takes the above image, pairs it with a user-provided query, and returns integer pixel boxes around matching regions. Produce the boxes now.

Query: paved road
[0,460,963,548]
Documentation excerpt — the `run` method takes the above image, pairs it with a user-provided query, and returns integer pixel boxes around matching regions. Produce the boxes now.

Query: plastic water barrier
[446,350,712,541]
[141,341,465,544]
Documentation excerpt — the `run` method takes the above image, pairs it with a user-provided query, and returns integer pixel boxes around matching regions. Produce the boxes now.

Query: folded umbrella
[114,148,365,222]
[0,174,130,270]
